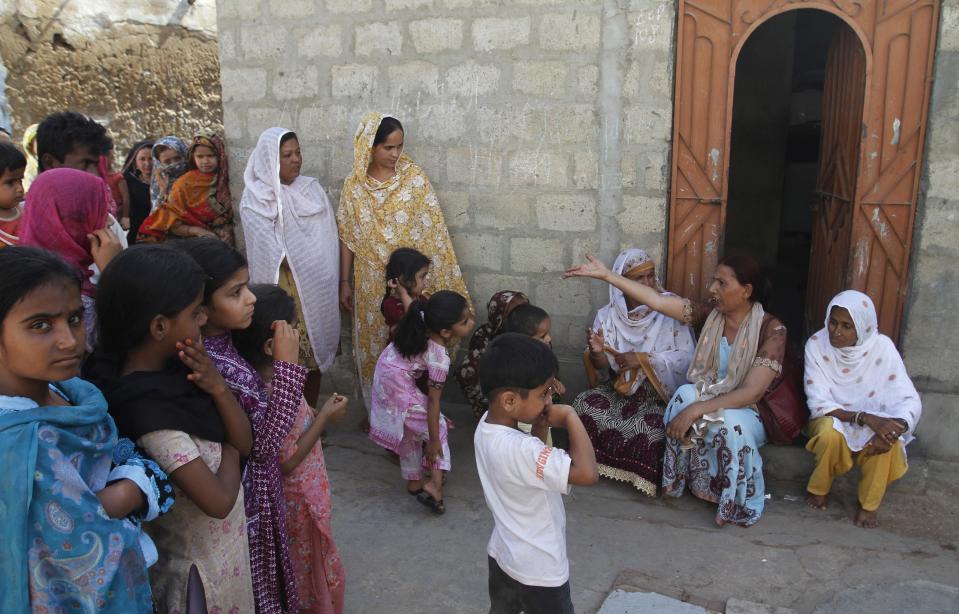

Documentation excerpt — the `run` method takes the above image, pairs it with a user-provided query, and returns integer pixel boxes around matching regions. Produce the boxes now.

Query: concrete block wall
[904,2,959,460]
[215,0,677,386]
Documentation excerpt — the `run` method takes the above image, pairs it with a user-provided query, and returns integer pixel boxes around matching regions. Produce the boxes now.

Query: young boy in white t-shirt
[474,333,598,614]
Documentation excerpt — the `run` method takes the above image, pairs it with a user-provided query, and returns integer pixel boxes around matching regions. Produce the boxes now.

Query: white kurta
[240,127,340,372]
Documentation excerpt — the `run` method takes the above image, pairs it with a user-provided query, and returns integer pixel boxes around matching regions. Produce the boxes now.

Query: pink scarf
[21,168,110,296]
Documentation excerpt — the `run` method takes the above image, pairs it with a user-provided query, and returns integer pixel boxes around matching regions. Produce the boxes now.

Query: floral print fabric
[138,430,254,613]
[336,111,470,409]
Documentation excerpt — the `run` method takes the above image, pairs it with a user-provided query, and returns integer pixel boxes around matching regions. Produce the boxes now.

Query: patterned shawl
[0,378,152,612]
[139,133,234,245]
[20,168,111,296]
[148,136,188,212]
[455,290,528,417]
[240,127,340,371]
[594,249,695,396]
[686,301,767,424]
[336,111,471,407]
[21,123,38,192]
[805,290,921,451]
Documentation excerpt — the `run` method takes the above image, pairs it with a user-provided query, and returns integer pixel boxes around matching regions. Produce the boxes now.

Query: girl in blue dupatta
[0,247,162,612]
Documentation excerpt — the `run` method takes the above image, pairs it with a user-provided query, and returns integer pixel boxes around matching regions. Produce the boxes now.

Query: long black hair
[96,244,206,355]
[0,247,80,326]
[381,247,430,314]
[233,285,296,370]
[174,238,248,304]
[394,290,467,359]
[373,117,403,146]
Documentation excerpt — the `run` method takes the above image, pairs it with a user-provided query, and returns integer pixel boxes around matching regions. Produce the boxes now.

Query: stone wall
[216,0,677,383]
[0,0,222,151]
[903,3,959,460]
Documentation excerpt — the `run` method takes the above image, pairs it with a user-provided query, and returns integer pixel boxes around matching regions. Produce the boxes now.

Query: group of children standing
[1,110,602,614]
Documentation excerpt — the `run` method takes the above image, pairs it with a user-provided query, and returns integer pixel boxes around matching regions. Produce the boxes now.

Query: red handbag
[756,348,808,444]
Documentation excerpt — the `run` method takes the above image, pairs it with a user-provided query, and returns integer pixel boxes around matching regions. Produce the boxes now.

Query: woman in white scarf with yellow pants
[804,290,921,528]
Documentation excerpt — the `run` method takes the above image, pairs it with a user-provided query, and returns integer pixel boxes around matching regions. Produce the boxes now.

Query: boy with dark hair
[505,303,553,346]
[0,141,27,247]
[474,333,598,614]
[36,111,112,175]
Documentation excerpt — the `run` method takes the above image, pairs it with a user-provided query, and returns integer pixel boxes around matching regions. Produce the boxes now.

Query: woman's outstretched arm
[565,254,688,322]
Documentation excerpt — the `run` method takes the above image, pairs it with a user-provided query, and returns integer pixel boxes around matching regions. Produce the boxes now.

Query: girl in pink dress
[370,290,474,514]
[234,284,348,614]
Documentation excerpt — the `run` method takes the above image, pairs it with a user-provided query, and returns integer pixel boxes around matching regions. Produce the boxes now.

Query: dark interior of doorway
[724,10,843,338]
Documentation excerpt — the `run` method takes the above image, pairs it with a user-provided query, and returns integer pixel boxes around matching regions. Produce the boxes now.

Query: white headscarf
[804,290,921,452]
[239,127,340,372]
[594,249,696,396]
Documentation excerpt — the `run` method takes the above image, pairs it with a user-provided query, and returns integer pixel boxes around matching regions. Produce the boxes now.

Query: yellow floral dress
[336,112,471,409]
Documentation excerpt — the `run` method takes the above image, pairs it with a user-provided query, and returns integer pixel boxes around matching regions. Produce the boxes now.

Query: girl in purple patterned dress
[177,238,306,613]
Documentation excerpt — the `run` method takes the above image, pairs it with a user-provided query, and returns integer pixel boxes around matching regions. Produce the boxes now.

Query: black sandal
[414,490,446,515]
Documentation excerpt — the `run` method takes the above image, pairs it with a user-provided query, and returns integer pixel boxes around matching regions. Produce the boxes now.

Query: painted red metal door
[805,25,866,334]
[849,0,940,338]
[666,0,940,340]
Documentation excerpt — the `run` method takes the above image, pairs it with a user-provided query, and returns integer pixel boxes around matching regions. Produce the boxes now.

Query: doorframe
[717,6,873,240]
[665,0,941,341]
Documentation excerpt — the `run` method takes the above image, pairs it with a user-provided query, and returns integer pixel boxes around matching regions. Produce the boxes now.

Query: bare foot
[806,492,828,510]
[854,506,880,528]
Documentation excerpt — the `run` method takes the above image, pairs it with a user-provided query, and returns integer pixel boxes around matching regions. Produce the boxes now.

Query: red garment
[0,204,23,247]
[279,399,345,614]
[381,296,406,331]
[20,168,110,295]
[98,156,121,217]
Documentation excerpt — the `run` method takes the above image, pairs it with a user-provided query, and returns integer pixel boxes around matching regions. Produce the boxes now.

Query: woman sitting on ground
[803,290,921,528]
[567,252,786,527]
[572,249,696,496]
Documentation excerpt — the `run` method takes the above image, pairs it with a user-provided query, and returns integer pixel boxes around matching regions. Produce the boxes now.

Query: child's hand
[318,393,348,423]
[88,226,123,271]
[425,437,444,463]
[179,339,228,395]
[272,320,300,364]
[586,328,605,354]
[544,403,575,429]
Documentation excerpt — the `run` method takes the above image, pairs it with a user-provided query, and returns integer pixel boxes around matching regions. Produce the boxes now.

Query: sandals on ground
[408,488,446,515]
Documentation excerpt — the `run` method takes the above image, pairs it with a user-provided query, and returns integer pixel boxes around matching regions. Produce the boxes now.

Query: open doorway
[723,10,846,337]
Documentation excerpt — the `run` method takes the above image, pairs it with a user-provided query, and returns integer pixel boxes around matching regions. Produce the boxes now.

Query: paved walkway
[320,390,959,613]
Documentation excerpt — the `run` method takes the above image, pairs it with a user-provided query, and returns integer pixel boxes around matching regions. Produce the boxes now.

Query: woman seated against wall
[803,290,921,528]
[572,249,696,496]
[567,252,786,527]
